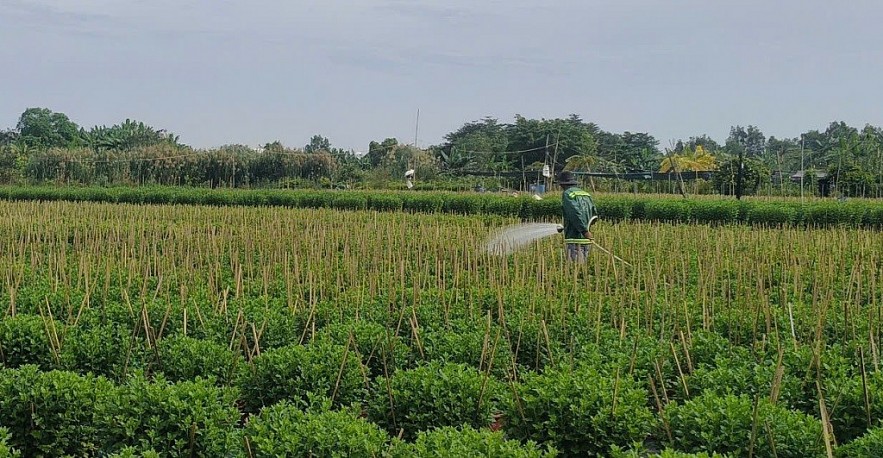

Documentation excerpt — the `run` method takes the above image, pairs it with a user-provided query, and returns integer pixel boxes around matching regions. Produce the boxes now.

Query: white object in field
[406,178,414,189]
[542,163,551,178]
[486,223,562,256]
[533,194,542,200]
[404,169,415,178]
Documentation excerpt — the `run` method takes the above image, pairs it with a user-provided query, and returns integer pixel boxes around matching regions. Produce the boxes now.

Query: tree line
[2,107,882,197]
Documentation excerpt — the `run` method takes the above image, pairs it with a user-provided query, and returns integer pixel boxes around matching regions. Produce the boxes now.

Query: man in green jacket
[556,171,597,262]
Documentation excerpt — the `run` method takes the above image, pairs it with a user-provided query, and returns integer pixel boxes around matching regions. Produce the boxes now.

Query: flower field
[0,199,881,457]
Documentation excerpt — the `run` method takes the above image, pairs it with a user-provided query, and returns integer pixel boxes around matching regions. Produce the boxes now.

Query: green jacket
[561,186,597,244]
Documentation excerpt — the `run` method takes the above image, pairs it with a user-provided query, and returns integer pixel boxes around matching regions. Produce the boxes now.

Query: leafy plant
[155,335,242,385]
[0,366,113,457]
[389,425,556,458]
[101,373,241,457]
[664,392,824,458]
[0,314,57,370]
[243,400,389,457]
[505,364,654,457]
[238,340,366,412]
[367,362,504,440]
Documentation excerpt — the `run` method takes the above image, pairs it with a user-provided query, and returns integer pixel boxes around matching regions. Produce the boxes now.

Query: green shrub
[596,196,634,221]
[0,366,113,457]
[103,374,241,457]
[332,193,368,211]
[0,428,20,458]
[60,324,144,380]
[243,400,389,457]
[690,200,741,224]
[389,425,556,458]
[367,362,504,440]
[105,447,161,458]
[368,193,403,212]
[444,194,483,214]
[156,335,242,385]
[505,364,654,457]
[826,372,883,443]
[522,198,561,220]
[401,193,444,213]
[804,202,857,227]
[609,445,725,457]
[421,327,514,378]
[836,426,883,458]
[238,341,366,412]
[0,315,56,369]
[745,202,797,226]
[644,200,691,223]
[664,392,824,458]
[316,322,411,379]
[482,195,526,217]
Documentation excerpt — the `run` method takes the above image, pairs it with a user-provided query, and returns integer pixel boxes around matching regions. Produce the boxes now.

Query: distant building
[790,170,828,182]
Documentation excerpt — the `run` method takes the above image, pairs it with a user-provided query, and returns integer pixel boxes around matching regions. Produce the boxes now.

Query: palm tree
[564,153,598,171]
[660,145,717,172]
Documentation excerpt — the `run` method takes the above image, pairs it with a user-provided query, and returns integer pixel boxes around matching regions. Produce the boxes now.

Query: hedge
[1,185,882,228]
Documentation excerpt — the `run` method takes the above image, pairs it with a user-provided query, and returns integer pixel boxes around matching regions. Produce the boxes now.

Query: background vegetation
[2,108,882,197]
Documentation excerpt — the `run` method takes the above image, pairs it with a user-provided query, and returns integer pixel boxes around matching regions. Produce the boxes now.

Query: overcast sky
[3,0,882,151]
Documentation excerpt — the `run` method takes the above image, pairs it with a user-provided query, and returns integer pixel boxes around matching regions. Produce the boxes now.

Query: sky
[3,0,883,152]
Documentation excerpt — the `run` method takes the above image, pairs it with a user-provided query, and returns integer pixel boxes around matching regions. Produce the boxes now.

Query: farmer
[556,171,597,262]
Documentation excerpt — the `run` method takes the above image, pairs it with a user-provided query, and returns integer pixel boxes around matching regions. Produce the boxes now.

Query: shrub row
[5,310,878,456]
[2,185,882,228]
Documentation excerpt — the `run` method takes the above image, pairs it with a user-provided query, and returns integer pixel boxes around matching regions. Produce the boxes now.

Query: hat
[555,171,579,186]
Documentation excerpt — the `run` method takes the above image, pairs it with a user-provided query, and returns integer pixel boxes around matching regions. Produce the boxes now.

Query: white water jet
[485,223,562,256]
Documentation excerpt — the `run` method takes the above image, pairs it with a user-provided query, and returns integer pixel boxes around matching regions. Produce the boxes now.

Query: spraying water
[485,223,562,256]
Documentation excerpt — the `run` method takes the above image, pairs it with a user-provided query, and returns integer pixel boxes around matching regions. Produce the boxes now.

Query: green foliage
[238,341,366,412]
[836,426,883,458]
[664,392,824,458]
[746,202,797,225]
[644,199,692,223]
[106,447,162,458]
[243,400,389,457]
[103,374,241,457]
[505,364,654,457]
[1,185,882,228]
[331,193,368,211]
[690,199,741,224]
[60,324,144,380]
[712,157,770,196]
[367,362,504,440]
[0,366,112,457]
[316,322,412,379]
[389,425,556,458]
[609,445,726,457]
[0,314,56,369]
[156,335,242,385]
[0,428,20,458]
[826,372,883,443]
[16,108,82,148]
[420,327,514,378]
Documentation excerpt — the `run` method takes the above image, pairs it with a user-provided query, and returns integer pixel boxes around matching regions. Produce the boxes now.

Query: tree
[84,119,180,152]
[16,108,82,148]
[725,125,766,158]
[620,131,660,171]
[0,129,18,146]
[682,135,721,153]
[659,145,717,172]
[506,114,597,170]
[712,157,770,196]
[366,138,399,168]
[304,135,331,154]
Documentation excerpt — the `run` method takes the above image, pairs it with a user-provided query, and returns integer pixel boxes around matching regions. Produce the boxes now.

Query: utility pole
[735,147,745,200]
[800,135,805,202]
[413,109,420,147]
